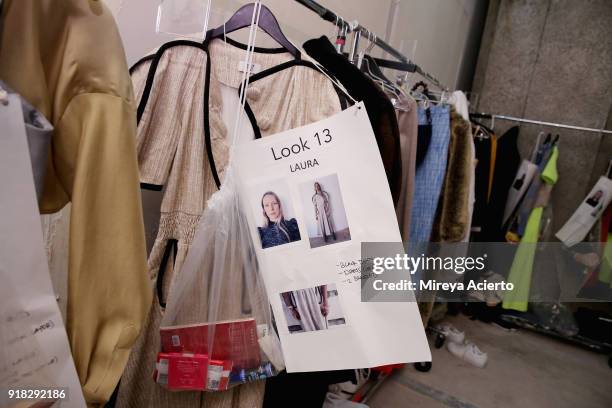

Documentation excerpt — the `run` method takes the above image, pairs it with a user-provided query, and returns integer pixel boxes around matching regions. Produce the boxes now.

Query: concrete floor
[368,314,612,408]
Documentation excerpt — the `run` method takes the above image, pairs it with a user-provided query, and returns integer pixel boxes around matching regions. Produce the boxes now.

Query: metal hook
[365,31,375,54]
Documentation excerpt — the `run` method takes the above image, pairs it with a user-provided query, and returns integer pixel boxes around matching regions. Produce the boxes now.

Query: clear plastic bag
[157,165,283,392]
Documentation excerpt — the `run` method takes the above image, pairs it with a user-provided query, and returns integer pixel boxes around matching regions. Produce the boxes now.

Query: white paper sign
[0,95,86,407]
[502,159,538,226]
[556,176,612,247]
[234,103,431,372]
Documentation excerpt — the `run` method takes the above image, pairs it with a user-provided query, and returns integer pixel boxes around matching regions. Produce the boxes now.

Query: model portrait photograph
[280,283,346,334]
[585,189,603,207]
[298,173,351,249]
[250,179,301,249]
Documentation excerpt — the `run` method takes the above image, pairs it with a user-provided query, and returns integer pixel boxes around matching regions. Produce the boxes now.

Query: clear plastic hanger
[358,32,409,108]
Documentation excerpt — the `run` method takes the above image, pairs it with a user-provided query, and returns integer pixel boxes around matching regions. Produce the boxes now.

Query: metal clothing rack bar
[470,113,612,135]
[294,0,447,90]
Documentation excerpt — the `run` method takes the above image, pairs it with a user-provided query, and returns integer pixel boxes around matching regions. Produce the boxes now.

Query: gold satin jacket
[0,0,151,405]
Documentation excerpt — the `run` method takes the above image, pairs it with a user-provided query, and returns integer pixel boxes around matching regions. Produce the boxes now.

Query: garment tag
[238,60,261,74]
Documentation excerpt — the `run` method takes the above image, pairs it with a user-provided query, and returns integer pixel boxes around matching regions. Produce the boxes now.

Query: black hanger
[552,133,560,145]
[207,3,300,58]
[370,57,417,73]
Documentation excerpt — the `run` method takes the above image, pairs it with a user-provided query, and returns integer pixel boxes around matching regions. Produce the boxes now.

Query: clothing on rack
[598,207,612,287]
[480,126,521,242]
[469,131,495,240]
[0,0,150,404]
[449,91,470,121]
[431,109,473,243]
[117,35,345,408]
[506,139,555,241]
[303,36,402,204]
[410,105,451,243]
[503,146,559,312]
[393,96,419,241]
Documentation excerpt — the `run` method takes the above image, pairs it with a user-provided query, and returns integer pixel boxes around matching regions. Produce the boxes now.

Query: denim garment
[409,105,451,244]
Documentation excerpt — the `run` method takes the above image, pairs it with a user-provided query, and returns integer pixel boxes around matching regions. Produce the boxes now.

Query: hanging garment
[598,234,612,287]
[503,146,559,312]
[480,126,521,241]
[431,109,473,242]
[503,159,538,227]
[0,1,150,404]
[462,131,476,242]
[409,105,451,243]
[394,96,419,241]
[449,90,470,121]
[509,141,555,240]
[470,132,493,239]
[303,36,402,204]
[117,37,344,408]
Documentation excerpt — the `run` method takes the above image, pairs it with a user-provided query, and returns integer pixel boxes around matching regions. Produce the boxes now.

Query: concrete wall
[472,0,612,232]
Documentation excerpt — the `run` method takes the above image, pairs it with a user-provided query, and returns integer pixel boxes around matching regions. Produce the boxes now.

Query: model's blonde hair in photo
[261,191,291,241]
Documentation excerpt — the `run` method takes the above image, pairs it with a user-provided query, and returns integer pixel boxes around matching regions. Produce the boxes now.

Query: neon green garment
[503,147,559,311]
[598,233,612,287]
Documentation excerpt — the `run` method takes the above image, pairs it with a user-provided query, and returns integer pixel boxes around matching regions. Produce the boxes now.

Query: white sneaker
[434,323,465,344]
[447,341,488,368]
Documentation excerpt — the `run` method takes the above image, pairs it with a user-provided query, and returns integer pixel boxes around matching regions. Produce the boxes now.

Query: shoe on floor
[328,369,370,400]
[434,322,465,344]
[447,341,488,368]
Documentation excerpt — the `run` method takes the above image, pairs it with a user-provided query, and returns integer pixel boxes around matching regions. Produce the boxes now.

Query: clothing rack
[294,0,447,90]
[470,113,612,135]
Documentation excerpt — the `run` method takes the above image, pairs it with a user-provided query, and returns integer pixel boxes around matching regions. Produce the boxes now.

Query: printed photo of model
[280,283,346,333]
[299,173,351,249]
[258,190,301,249]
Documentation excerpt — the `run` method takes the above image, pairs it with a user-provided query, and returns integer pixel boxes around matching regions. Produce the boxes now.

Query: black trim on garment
[202,52,221,189]
[156,239,178,309]
[243,102,263,140]
[134,39,207,125]
[140,182,163,191]
[129,54,155,75]
[132,38,347,189]
[238,59,349,139]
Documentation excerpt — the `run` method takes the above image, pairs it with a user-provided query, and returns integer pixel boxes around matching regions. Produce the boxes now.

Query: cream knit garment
[116,39,341,408]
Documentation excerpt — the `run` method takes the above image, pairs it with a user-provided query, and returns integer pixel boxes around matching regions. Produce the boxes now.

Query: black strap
[156,239,178,308]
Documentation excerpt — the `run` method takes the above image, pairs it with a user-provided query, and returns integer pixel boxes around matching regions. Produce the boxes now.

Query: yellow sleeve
[51,92,151,405]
